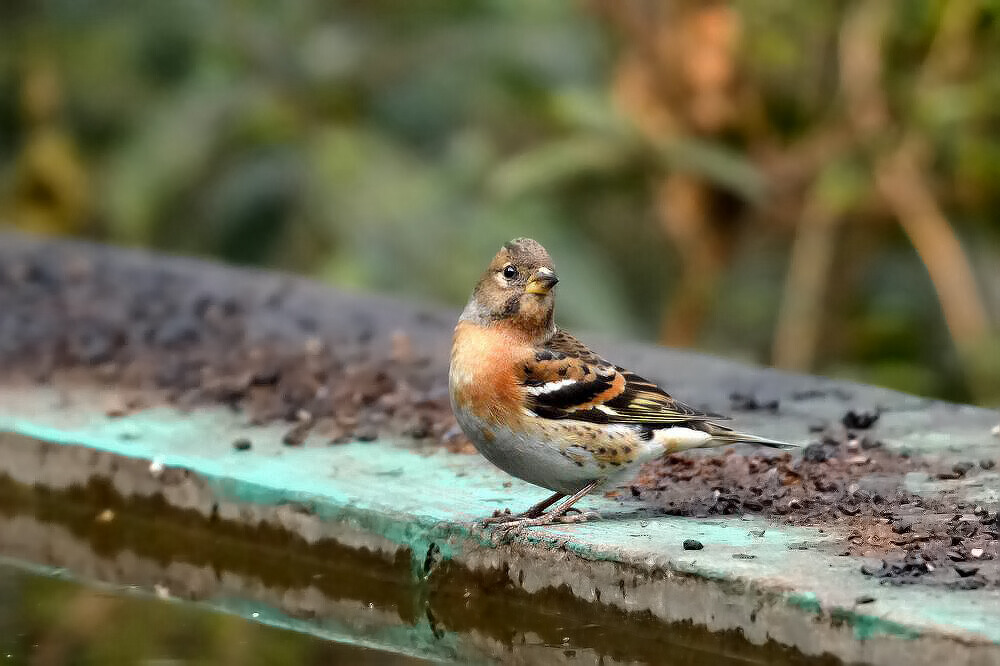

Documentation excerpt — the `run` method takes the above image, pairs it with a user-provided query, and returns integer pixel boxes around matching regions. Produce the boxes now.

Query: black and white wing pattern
[520,330,723,427]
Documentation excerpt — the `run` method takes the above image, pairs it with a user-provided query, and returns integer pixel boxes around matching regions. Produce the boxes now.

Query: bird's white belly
[453,407,605,494]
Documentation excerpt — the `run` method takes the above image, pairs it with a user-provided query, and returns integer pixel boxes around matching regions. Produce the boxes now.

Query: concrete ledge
[1,235,999,665]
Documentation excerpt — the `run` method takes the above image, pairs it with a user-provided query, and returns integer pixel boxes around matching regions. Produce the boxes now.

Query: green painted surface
[1,383,999,650]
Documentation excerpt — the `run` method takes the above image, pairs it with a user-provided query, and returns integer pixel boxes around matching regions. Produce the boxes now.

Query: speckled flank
[452,396,662,494]
[544,421,642,464]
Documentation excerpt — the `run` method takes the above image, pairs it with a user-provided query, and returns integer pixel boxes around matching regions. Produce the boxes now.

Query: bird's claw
[480,508,522,526]
[561,510,600,523]
[491,509,600,534]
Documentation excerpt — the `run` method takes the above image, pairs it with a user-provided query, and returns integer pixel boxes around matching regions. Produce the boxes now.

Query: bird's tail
[650,423,798,455]
[709,430,797,450]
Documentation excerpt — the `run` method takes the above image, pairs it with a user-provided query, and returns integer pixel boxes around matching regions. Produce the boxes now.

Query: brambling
[449,238,795,530]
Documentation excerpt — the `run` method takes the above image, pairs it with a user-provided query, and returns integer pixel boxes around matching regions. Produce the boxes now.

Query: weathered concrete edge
[2,410,999,666]
[0,434,474,663]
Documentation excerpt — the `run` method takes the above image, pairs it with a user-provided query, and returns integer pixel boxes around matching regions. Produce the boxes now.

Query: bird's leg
[494,480,602,532]
[482,491,565,525]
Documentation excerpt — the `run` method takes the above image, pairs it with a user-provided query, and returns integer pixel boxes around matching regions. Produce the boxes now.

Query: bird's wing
[520,330,722,426]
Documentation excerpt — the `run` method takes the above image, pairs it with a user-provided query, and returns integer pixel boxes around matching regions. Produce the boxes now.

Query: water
[0,563,428,665]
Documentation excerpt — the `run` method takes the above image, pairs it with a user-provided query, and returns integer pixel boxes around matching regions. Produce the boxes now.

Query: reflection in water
[0,563,428,665]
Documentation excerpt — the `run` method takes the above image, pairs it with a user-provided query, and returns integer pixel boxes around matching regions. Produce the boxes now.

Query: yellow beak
[525,269,559,295]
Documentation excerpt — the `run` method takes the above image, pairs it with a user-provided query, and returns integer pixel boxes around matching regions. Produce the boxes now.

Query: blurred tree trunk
[839,1,991,397]
[597,0,993,400]
[597,0,750,348]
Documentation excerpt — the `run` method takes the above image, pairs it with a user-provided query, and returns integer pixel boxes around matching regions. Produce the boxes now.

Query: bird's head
[461,238,559,339]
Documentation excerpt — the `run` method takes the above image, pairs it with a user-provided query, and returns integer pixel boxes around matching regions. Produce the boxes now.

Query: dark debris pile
[634,423,999,589]
[0,246,468,452]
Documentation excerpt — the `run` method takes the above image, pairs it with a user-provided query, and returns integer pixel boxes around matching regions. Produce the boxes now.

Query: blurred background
[1,0,998,406]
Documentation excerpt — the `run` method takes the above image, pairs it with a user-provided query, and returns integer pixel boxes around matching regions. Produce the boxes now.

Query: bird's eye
[502,265,519,281]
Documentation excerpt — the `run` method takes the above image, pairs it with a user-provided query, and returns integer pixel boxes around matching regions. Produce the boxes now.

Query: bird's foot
[480,506,600,531]
[481,507,561,526]
[481,508,523,526]
[480,491,566,526]
[481,481,602,533]
[493,509,600,533]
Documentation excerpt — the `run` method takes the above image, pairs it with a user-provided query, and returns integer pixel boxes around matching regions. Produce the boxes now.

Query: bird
[449,238,796,530]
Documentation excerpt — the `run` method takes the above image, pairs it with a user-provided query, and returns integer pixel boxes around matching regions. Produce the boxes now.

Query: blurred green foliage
[0,0,997,404]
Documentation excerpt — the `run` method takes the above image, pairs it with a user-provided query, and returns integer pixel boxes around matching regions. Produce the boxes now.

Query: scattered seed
[729,392,778,412]
[952,461,975,477]
[892,520,912,534]
[802,442,831,463]
[955,564,980,578]
[860,563,882,576]
[951,577,986,590]
[683,539,704,551]
[842,409,880,430]
[838,502,860,516]
[282,420,313,447]
[860,437,882,450]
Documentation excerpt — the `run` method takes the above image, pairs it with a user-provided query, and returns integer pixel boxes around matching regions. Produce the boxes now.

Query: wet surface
[0,463,842,665]
[0,562,429,665]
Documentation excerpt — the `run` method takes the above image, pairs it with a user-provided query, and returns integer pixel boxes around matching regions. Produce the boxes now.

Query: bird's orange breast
[450,321,526,424]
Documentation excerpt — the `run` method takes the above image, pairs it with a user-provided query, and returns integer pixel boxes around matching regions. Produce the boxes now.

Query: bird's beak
[525,268,559,295]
